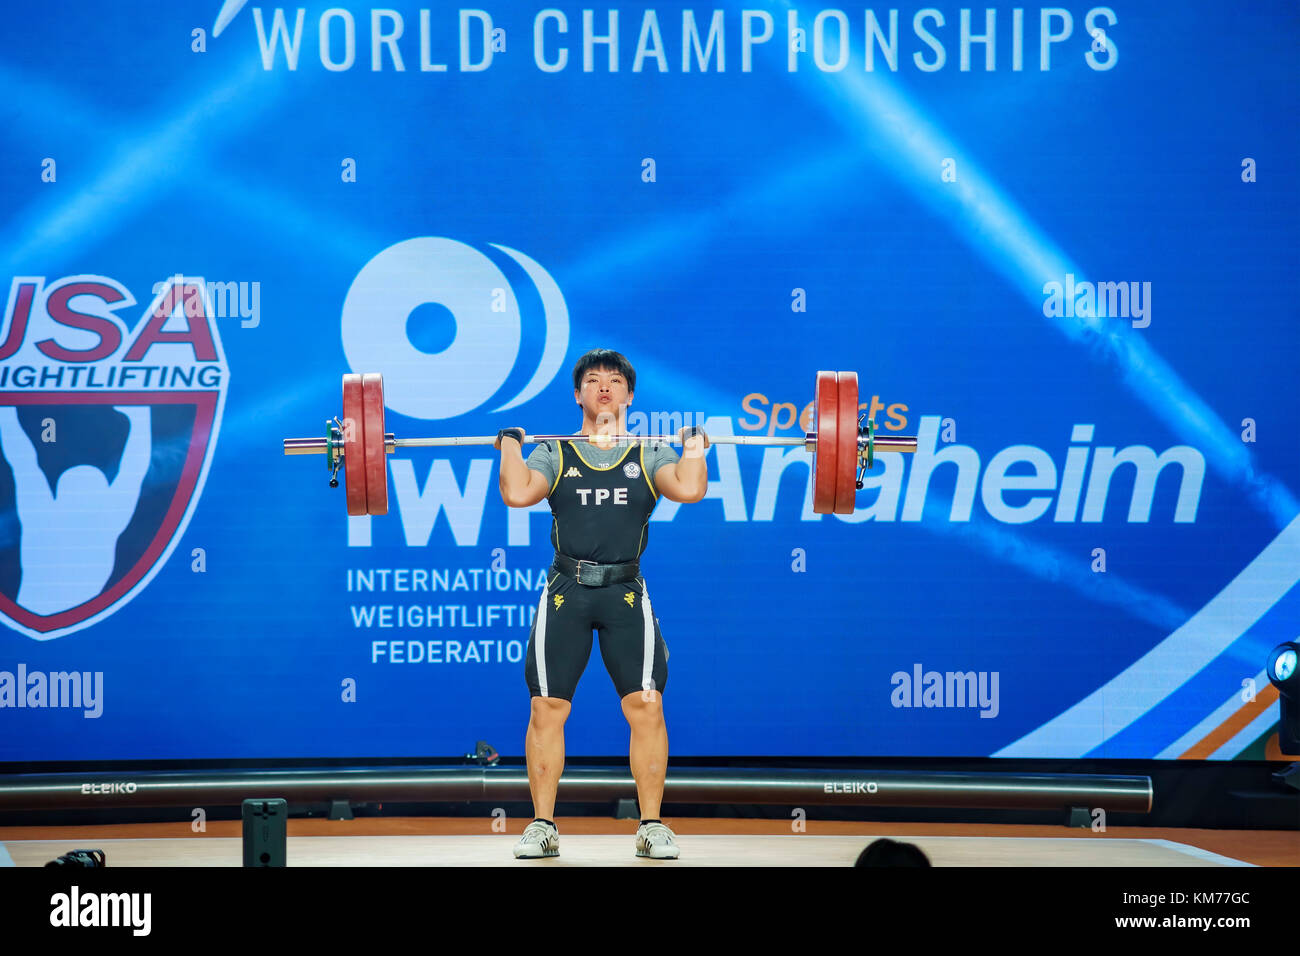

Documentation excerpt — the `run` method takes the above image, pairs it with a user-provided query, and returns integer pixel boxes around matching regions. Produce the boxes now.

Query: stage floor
[3,819,1295,867]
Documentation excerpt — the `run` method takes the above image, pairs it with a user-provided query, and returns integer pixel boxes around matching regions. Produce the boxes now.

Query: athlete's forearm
[674,451,708,502]
[498,442,531,505]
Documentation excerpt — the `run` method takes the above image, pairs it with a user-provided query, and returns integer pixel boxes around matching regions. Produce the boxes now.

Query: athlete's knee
[530,695,571,729]
[621,690,663,724]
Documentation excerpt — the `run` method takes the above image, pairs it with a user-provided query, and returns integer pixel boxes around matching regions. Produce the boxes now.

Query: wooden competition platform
[3,818,1295,867]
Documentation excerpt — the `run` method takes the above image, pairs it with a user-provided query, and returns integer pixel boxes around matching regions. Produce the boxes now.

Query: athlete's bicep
[515,467,552,507]
[654,462,689,502]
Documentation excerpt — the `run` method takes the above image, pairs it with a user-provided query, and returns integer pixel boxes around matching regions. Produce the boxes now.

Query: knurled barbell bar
[282,371,920,516]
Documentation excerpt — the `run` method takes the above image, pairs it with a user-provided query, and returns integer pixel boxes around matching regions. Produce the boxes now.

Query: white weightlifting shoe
[514,820,559,859]
[635,821,680,859]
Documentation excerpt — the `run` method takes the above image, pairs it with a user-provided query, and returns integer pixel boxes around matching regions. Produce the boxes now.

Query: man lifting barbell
[496,348,707,860]
[284,368,914,518]
[282,360,922,859]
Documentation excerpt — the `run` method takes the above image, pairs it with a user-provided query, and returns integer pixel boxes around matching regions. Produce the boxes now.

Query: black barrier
[0,766,1152,813]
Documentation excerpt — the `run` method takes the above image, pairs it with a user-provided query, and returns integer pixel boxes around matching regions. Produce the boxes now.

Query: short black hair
[854,838,931,867]
[572,348,635,394]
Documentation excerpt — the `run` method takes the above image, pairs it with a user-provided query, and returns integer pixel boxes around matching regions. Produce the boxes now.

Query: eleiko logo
[0,276,229,640]
[81,781,137,794]
[340,237,569,421]
[823,781,878,794]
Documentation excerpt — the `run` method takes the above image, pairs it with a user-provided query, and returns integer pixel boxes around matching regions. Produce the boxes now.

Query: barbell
[282,371,920,516]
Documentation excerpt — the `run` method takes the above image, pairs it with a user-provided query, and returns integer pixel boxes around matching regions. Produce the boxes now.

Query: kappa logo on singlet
[563,466,581,478]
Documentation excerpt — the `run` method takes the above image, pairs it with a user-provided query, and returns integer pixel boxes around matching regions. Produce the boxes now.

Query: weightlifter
[495,348,709,860]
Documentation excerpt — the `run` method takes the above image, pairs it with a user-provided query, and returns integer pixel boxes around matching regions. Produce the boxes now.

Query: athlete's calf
[621,690,668,820]
[526,696,571,822]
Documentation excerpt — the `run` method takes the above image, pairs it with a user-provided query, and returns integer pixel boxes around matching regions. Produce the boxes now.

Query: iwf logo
[0,276,228,640]
[341,237,569,421]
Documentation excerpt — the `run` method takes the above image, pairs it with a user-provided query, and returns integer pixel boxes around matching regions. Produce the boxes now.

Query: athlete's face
[575,366,632,428]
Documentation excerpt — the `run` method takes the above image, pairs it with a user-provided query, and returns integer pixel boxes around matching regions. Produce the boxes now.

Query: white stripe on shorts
[534,581,550,697]
[639,578,655,693]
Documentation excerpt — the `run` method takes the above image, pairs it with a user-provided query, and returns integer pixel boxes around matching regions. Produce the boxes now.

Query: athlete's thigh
[525,572,595,701]
[594,577,668,699]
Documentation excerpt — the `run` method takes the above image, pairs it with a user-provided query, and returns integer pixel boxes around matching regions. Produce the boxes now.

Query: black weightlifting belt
[552,552,640,587]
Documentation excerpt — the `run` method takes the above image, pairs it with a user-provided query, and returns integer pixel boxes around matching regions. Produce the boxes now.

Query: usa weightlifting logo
[0,276,228,640]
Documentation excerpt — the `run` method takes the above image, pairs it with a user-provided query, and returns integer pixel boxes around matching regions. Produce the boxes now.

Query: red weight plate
[341,373,368,516]
[812,370,838,514]
[833,371,859,514]
[362,373,388,515]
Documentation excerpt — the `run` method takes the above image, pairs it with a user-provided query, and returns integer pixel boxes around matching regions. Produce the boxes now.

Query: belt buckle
[575,559,601,587]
